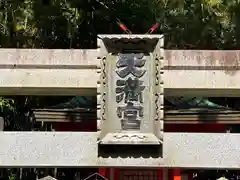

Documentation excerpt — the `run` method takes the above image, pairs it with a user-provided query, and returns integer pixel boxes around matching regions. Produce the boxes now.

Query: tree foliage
[0,0,239,49]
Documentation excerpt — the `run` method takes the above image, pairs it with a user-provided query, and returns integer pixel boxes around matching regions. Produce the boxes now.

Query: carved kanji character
[117,102,143,130]
[116,53,146,78]
[116,77,145,103]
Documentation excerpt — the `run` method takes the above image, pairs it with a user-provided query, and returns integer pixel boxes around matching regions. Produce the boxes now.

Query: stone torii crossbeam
[0,34,240,170]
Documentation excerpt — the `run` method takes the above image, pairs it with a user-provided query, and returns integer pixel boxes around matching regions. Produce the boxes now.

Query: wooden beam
[33,108,240,124]
[164,108,240,124]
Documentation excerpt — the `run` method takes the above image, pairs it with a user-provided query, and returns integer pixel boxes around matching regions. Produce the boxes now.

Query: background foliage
[0,0,240,49]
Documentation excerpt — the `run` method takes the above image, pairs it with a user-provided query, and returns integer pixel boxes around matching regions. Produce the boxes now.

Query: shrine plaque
[97,35,164,145]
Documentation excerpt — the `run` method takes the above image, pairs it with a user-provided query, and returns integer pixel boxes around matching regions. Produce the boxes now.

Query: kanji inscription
[116,53,146,78]
[115,53,146,131]
[97,35,164,145]
[116,78,145,103]
[117,102,143,130]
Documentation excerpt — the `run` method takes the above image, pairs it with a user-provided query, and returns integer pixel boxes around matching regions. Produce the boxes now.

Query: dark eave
[32,108,240,124]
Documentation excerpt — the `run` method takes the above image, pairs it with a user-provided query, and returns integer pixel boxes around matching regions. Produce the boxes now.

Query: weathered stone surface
[0,69,97,95]
[0,132,240,168]
[0,132,98,166]
[0,49,99,67]
[0,49,240,96]
[97,35,164,145]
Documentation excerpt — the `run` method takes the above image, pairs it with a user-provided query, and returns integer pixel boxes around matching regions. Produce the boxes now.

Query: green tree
[0,0,239,49]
